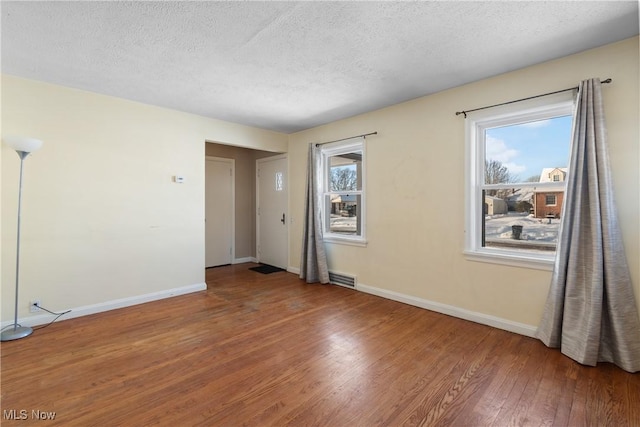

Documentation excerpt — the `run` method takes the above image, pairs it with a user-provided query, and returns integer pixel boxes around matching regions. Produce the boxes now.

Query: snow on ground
[329,211,561,243]
[485,212,560,242]
[329,215,356,233]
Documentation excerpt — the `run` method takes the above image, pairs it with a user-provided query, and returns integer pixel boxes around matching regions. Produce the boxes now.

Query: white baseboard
[356,282,537,338]
[1,282,207,328]
[287,266,300,275]
[6,276,536,338]
[233,257,257,264]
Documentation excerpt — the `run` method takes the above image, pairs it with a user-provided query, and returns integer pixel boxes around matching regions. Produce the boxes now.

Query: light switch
[173,175,185,183]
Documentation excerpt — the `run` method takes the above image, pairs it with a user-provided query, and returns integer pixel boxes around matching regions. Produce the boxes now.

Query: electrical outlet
[30,299,41,313]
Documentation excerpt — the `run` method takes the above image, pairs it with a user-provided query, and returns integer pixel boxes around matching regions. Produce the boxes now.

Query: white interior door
[205,157,234,268]
[257,155,288,269]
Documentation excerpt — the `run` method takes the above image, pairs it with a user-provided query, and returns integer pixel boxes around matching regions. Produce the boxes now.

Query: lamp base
[1,325,33,341]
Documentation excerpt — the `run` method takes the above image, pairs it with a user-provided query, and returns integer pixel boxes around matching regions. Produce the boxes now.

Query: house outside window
[533,167,567,219]
[321,138,366,245]
[465,94,574,269]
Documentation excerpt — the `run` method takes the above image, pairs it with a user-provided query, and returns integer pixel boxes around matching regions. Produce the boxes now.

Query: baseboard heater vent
[328,271,356,289]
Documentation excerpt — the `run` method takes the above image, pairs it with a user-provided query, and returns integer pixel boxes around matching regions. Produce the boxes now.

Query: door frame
[256,154,288,269]
[205,156,235,266]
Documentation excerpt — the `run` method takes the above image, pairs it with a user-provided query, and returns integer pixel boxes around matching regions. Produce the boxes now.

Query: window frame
[320,138,367,246]
[464,94,575,270]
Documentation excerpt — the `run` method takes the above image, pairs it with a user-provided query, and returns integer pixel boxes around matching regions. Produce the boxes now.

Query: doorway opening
[204,142,285,270]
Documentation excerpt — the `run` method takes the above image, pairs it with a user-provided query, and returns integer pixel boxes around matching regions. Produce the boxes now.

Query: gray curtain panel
[536,78,640,373]
[299,143,330,284]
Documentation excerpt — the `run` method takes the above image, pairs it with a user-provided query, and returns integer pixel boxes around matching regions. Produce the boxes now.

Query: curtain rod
[455,78,612,118]
[315,131,377,147]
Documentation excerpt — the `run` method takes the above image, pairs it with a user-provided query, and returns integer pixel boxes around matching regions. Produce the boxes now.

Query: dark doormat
[249,264,285,274]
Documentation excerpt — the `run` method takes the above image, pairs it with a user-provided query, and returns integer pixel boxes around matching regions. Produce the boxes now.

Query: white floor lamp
[1,136,43,342]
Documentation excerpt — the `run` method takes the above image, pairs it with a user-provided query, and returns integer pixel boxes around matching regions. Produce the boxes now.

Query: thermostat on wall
[173,175,185,183]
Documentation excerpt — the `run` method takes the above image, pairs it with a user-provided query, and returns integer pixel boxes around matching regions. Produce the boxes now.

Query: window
[465,94,574,269]
[321,138,366,245]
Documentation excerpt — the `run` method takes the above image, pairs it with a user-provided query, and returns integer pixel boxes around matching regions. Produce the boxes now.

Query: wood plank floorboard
[1,263,639,426]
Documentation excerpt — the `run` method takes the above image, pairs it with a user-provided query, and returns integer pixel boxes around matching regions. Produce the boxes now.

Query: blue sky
[485,115,572,182]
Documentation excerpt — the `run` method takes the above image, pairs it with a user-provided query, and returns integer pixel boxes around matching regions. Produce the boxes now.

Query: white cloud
[486,136,517,163]
[486,136,526,176]
[503,162,526,174]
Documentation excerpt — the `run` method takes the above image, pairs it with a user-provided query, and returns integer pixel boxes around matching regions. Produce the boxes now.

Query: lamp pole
[1,136,43,342]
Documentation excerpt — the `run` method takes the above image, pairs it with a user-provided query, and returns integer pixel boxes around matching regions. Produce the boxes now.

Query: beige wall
[1,75,287,322]
[2,37,638,330]
[205,143,281,259]
[288,37,640,327]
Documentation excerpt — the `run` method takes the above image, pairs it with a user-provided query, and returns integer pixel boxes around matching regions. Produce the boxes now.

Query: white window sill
[324,236,368,247]
[463,249,555,271]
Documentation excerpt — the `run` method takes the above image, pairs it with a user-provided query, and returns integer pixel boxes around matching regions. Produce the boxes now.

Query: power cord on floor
[1,304,71,334]
[32,303,72,331]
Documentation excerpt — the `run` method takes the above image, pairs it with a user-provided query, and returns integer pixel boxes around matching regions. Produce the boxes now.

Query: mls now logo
[3,409,56,420]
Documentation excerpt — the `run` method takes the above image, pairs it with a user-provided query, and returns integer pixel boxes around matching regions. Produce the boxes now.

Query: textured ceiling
[2,1,638,133]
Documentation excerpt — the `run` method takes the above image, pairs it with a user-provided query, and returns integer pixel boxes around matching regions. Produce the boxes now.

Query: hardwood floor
[1,263,639,426]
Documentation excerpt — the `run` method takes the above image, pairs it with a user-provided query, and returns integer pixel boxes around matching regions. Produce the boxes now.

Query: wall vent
[329,271,356,289]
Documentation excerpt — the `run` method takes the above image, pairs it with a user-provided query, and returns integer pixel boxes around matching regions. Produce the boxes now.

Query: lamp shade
[3,135,43,153]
